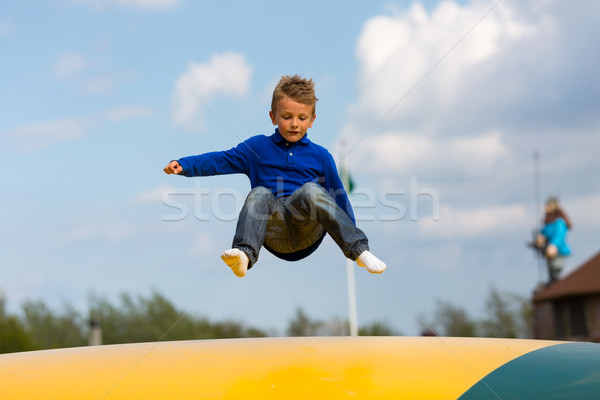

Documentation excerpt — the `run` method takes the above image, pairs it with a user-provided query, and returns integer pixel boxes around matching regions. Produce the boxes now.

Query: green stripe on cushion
[458,342,600,400]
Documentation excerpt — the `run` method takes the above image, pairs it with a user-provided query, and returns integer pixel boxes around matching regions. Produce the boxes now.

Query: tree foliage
[479,287,532,339]
[427,286,533,338]
[287,307,321,336]
[22,300,87,349]
[358,320,401,336]
[0,290,267,354]
[0,286,533,355]
[0,297,35,353]
[430,300,477,337]
[88,291,268,344]
[287,307,401,337]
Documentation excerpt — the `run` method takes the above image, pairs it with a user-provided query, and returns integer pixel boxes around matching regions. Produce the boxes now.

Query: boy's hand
[164,160,182,175]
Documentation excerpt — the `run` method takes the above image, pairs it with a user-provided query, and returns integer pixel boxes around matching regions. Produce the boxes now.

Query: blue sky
[1,0,599,336]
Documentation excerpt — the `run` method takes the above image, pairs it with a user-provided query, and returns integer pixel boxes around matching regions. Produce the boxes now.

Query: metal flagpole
[533,151,545,284]
[346,258,359,336]
[340,141,358,336]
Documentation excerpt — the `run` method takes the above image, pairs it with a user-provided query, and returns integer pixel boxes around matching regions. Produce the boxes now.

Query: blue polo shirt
[177,129,355,223]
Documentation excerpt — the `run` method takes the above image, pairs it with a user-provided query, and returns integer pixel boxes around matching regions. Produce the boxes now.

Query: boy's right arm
[163,160,183,175]
[166,141,253,178]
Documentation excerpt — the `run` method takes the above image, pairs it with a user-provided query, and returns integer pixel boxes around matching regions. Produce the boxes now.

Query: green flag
[340,163,355,194]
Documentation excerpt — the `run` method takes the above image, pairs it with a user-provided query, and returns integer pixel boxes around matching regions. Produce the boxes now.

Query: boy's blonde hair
[271,75,318,115]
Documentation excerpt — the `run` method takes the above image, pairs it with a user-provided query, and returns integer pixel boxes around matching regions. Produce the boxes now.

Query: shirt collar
[273,128,310,145]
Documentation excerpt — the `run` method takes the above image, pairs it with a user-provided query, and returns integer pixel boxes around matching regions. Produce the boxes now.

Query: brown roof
[534,251,600,302]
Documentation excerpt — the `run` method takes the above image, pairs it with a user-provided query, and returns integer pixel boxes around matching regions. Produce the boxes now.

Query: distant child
[535,197,572,282]
[164,75,386,277]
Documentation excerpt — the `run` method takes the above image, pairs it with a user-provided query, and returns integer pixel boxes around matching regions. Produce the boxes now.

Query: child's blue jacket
[177,129,355,224]
[541,218,571,256]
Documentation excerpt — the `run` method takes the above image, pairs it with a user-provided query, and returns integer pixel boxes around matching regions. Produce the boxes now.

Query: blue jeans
[547,255,565,282]
[232,183,369,268]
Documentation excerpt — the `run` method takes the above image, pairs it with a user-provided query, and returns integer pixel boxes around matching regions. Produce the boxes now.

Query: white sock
[356,251,387,274]
[220,249,249,277]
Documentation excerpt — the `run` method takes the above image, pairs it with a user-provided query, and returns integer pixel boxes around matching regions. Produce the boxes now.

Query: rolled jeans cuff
[349,243,369,261]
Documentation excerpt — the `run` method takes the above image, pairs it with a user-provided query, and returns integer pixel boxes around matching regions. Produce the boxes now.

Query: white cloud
[132,184,174,205]
[354,130,432,173]
[188,233,218,258]
[4,118,93,153]
[103,105,154,121]
[343,0,549,190]
[419,203,528,239]
[447,131,508,174]
[354,1,537,120]
[54,52,88,80]
[81,75,119,94]
[111,0,179,8]
[53,49,138,95]
[3,105,153,152]
[68,0,179,10]
[353,130,508,178]
[417,243,463,270]
[0,19,16,37]
[172,52,252,131]
[345,0,600,218]
[62,219,134,244]
[564,192,600,231]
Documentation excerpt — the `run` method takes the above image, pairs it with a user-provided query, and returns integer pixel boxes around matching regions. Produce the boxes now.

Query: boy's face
[269,96,316,143]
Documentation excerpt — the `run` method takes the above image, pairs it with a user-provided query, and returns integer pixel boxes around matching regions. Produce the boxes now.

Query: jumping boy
[164,75,386,277]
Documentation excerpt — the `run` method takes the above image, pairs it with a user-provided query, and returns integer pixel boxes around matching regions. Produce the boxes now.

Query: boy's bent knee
[297,182,328,198]
[242,186,276,221]
[300,182,323,191]
[246,186,274,202]
[248,186,273,196]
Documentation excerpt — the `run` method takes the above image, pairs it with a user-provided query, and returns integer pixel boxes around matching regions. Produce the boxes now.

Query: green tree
[479,287,532,339]
[431,300,477,337]
[428,287,533,339]
[88,291,267,344]
[89,291,193,343]
[286,307,320,336]
[317,318,350,336]
[210,319,267,339]
[22,300,87,349]
[286,308,401,337]
[359,320,401,336]
[0,297,35,354]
